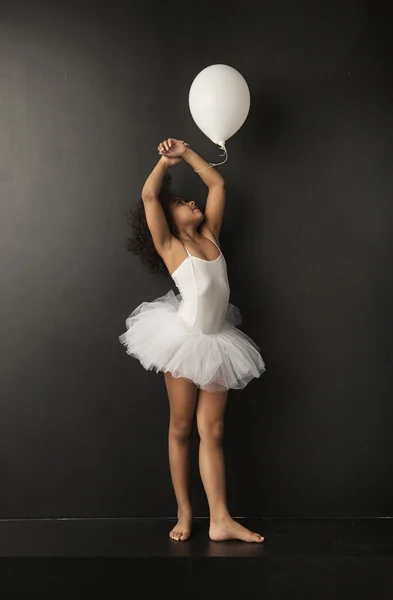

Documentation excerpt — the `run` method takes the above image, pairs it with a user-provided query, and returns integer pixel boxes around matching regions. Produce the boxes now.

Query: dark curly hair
[125,172,200,276]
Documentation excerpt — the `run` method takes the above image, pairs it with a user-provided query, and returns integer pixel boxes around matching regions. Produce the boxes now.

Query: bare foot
[169,509,193,541]
[209,516,264,543]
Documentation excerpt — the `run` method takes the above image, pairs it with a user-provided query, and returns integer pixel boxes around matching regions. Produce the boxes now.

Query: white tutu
[119,289,266,393]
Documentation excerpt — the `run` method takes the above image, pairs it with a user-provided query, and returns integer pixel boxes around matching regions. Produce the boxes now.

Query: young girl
[119,138,266,543]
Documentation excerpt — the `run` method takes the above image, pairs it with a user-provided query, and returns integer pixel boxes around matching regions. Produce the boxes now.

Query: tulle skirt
[119,289,266,393]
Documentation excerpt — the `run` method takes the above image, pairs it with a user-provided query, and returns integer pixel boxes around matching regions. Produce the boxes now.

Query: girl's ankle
[209,509,231,523]
[177,506,193,516]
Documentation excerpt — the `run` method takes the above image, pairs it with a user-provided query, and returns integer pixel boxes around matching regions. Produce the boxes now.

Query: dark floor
[0,518,392,598]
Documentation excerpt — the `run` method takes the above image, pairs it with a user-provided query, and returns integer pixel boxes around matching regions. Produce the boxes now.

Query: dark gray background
[1,0,392,518]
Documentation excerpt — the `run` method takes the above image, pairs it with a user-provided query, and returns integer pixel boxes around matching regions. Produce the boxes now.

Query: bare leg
[196,389,264,543]
[164,371,198,541]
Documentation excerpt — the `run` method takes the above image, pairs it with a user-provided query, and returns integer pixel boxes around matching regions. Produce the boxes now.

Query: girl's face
[169,197,204,229]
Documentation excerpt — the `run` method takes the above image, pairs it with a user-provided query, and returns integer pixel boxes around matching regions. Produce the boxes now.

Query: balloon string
[194,144,228,173]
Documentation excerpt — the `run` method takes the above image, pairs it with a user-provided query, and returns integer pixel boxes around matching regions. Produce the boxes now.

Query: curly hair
[125,172,200,276]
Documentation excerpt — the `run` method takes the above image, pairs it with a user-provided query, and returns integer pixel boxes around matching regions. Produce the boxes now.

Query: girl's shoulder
[199,223,221,248]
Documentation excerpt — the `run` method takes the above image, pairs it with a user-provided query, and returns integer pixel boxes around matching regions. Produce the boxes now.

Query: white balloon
[189,64,250,146]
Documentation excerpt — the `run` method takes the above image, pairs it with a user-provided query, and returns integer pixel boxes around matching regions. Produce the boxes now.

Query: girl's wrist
[181,147,194,162]
[159,157,171,169]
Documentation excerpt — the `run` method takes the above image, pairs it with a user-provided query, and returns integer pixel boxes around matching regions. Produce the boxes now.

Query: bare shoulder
[156,225,221,276]
[156,235,187,275]
[199,223,221,248]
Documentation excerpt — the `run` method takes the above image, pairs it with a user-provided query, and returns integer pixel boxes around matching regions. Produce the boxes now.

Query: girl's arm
[152,138,226,240]
[141,158,170,199]
[183,147,226,240]
[182,148,224,188]
[141,158,173,253]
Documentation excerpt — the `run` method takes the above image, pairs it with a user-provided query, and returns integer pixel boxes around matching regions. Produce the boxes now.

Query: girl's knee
[197,419,224,443]
[169,417,194,442]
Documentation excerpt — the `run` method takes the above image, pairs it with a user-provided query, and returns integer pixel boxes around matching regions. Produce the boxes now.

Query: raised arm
[182,148,226,240]
[141,139,192,253]
[155,138,226,240]
[141,159,173,254]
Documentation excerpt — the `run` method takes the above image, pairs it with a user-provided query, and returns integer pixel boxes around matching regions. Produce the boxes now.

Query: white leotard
[171,235,230,335]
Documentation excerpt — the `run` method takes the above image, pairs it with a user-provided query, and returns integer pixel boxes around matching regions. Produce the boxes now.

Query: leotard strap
[180,242,192,257]
[181,235,220,259]
[202,234,221,253]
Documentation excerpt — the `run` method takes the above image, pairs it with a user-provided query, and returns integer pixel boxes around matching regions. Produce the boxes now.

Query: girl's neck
[178,227,201,244]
